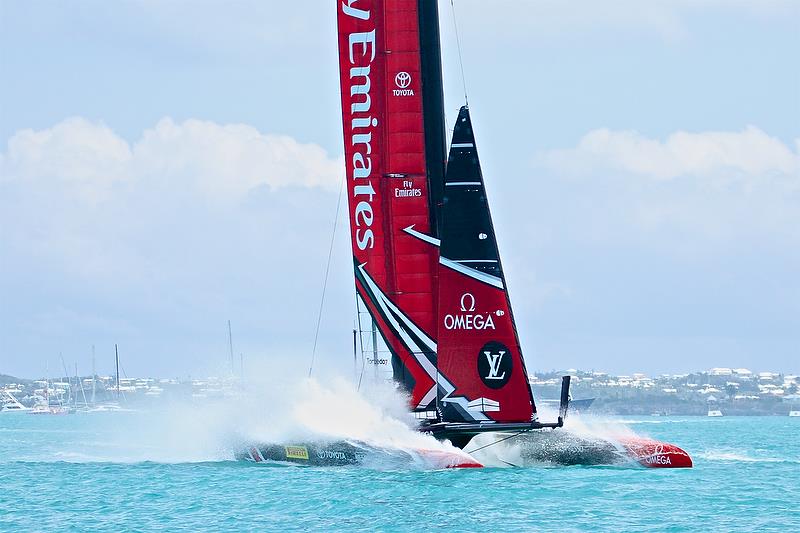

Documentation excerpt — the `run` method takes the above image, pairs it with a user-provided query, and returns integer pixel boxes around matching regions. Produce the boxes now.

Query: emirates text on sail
[344,1,377,251]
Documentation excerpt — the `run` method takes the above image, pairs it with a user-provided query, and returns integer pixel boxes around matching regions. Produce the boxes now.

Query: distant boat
[707,394,722,417]
[29,404,70,415]
[789,410,800,417]
[88,403,124,412]
[28,370,72,415]
[0,391,30,413]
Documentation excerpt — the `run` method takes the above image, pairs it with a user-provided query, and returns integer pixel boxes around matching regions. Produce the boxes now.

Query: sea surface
[1,413,798,532]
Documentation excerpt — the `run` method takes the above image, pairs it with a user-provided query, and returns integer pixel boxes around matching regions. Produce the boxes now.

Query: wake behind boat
[238,0,691,469]
[480,432,693,469]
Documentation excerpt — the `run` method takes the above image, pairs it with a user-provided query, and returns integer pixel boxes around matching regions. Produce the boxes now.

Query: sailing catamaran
[239,0,691,468]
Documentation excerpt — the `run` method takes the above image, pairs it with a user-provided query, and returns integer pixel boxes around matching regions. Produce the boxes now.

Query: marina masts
[227,320,235,376]
[115,344,120,399]
[91,345,96,405]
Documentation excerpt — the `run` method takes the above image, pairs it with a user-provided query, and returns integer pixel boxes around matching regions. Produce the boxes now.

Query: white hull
[789,410,800,417]
[707,409,723,417]
[28,406,71,415]
[0,406,31,413]
[1,391,30,413]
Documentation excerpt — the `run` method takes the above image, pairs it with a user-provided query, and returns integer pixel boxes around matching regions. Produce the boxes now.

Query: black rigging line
[465,429,532,454]
[308,173,345,378]
[450,0,469,106]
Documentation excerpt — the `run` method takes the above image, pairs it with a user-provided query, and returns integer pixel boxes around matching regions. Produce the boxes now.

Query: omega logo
[460,293,475,312]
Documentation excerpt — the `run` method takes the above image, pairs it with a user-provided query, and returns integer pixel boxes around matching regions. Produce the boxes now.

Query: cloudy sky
[1,1,798,379]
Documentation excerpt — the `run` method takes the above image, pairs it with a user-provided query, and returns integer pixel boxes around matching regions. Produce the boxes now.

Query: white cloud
[0,116,344,293]
[542,126,800,181]
[528,125,800,255]
[2,118,132,184]
[132,118,342,203]
[0,117,351,376]
[2,118,798,377]
[1,117,342,203]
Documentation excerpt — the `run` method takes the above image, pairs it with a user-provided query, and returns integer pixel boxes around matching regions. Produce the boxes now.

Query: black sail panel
[418,0,447,239]
[440,106,503,279]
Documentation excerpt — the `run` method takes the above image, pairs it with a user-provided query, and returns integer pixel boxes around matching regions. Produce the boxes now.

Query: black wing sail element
[418,0,448,240]
[440,106,503,280]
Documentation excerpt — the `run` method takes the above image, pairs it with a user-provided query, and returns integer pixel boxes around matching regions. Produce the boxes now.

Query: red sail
[435,107,535,423]
[337,0,440,410]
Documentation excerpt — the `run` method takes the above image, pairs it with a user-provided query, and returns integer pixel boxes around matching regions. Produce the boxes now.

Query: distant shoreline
[4,368,798,417]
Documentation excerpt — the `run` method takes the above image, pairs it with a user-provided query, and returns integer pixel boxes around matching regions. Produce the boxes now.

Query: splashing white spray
[467,405,645,468]
[46,375,473,468]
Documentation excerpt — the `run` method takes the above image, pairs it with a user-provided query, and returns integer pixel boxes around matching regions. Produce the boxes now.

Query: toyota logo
[395,71,411,89]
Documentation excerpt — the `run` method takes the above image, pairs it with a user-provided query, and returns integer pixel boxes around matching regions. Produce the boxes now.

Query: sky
[1,0,798,379]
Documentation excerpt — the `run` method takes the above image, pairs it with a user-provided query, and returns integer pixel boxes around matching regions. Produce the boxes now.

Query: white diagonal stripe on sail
[358,264,484,421]
[445,182,481,186]
[416,384,437,410]
[451,143,474,148]
[402,225,440,247]
[378,289,437,354]
[438,380,488,421]
[357,264,437,375]
[440,256,504,289]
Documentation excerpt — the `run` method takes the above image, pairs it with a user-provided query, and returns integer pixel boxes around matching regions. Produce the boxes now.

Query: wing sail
[435,106,536,424]
[337,0,441,409]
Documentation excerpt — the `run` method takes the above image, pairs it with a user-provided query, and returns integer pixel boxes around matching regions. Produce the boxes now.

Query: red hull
[618,437,693,468]
[415,448,483,469]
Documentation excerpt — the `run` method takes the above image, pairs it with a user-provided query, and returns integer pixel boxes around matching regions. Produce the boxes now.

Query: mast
[60,353,70,407]
[371,321,379,380]
[418,0,448,238]
[45,361,50,407]
[115,344,120,399]
[76,362,88,408]
[91,345,96,405]
[227,320,235,375]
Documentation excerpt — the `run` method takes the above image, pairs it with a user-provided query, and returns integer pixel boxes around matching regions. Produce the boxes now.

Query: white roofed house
[710,368,733,376]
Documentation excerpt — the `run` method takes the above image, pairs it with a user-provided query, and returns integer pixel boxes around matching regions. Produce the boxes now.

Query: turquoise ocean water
[1,413,798,532]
